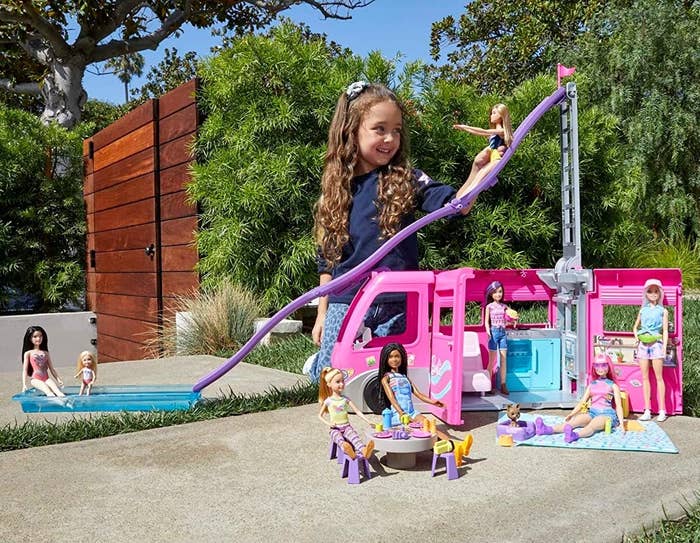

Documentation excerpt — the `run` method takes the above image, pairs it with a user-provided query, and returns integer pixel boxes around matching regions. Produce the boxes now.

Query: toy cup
[605,418,612,434]
[375,423,383,433]
[400,414,411,427]
[422,418,431,432]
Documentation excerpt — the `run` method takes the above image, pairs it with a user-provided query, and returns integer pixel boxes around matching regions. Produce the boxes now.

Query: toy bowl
[496,419,535,442]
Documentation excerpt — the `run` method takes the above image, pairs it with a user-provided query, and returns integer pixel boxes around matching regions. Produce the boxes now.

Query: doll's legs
[487,349,497,391]
[412,414,472,454]
[639,358,654,413]
[330,424,374,458]
[30,378,65,397]
[464,148,491,191]
[79,383,86,395]
[85,382,93,396]
[571,415,608,439]
[650,357,666,417]
[498,349,508,394]
[546,414,592,434]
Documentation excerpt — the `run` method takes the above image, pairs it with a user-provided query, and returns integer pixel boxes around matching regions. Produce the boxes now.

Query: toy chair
[462,331,491,394]
[341,455,371,484]
[431,451,459,480]
[329,439,345,465]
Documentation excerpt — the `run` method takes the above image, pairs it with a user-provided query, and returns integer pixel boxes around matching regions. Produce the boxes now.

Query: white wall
[0,312,97,373]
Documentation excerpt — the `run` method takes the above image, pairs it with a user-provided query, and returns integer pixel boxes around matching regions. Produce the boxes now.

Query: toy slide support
[193,86,568,392]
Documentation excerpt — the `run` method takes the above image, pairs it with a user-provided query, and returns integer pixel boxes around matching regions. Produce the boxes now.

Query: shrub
[628,238,700,290]
[0,105,85,311]
[156,279,265,356]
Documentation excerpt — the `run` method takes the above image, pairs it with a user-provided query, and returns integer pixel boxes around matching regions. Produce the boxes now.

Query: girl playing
[74,351,97,396]
[484,281,518,395]
[310,81,479,382]
[534,353,625,442]
[21,325,65,397]
[318,367,375,460]
[453,103,514,194]
[633,278,669,422]
[378,343,473,453]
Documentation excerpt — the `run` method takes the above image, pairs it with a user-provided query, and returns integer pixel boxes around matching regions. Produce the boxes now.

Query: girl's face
[328,371,345,394]
[31,331,43,347]
[81,354,94,368]
[387,349,403,370]
[490,106,502,124]
[354,100,402,176]
[491,286,503,302]
[646,286,660,304]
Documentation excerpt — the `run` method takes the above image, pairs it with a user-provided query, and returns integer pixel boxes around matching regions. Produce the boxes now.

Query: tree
[132,47,198,102]
[572,0,700,241]
[0,104,85,311]
[429,0,612,94]
[0,0,373,128]
[104,52,145,103]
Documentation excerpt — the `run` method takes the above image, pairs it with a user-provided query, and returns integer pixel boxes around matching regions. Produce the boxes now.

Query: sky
[83,1,467,104]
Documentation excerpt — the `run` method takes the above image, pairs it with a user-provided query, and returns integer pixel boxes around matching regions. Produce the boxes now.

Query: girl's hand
[618,421,626,434]
[57,378,64,387]
[565,412,574,421]
[453,123,470,131]
[311,318,324,346]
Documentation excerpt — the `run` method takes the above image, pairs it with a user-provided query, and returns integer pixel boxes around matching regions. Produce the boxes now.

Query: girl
[453,103,514,193]
[21,325,65,397]
[74,351,97,396]
[484,281,517,395]
[378,342,473,453]
[318,366,375,460]
[535,353,625,442]
[310,81,478,382]
[633,278,669,421]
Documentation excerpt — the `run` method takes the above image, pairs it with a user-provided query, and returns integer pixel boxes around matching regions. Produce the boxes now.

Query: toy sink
[12,385,201,413]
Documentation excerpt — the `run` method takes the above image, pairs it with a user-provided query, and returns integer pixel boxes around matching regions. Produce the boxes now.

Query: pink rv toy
[194,82,683,427]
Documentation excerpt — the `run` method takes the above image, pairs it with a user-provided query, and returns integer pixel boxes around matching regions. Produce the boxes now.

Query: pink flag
[557,64,576,87]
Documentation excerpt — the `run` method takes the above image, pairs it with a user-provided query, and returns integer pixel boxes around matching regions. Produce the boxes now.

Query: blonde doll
[309,82,479,382]
[21,325,65,397]
[453,103,514,193]
[318,367,375,460]
[74,351,97,396]
[633,278,669,421]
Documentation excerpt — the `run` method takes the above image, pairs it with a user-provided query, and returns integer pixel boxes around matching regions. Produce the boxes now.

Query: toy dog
[506,403,521,427]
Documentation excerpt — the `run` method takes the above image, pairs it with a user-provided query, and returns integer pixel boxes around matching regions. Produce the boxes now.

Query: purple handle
[193,86,567,392]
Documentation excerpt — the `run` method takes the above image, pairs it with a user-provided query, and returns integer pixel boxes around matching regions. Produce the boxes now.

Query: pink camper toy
[194,82,683,428]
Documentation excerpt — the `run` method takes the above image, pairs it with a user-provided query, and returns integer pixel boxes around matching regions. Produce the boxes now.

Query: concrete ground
[1,356,699,543]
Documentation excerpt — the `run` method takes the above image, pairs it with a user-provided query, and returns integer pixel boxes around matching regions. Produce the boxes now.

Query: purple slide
[193,86,567,392]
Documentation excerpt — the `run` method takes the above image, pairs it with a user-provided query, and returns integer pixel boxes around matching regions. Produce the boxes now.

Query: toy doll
[378,342,473,454]
[535,353,625,442]
[633,278,669,422]
[74,351,97,396]
[484,281,518,395]
[21,325,65,397]
[318,367,375,460]
[453,103,514,193]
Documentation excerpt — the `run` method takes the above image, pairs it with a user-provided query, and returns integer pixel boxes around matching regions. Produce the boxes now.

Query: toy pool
[12,385,201,413]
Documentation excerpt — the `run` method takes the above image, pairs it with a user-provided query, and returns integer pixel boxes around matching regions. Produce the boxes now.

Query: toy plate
[408,421,423,429]
[373,431,393,439]
[411,430,432,438]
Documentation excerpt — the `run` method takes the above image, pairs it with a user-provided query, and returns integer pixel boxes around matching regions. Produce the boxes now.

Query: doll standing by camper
[484,281,518,395]
[633,278,669,421]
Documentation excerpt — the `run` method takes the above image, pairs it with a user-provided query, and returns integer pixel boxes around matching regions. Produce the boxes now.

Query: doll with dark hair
[378,342,472,454]
[21,325,64,397]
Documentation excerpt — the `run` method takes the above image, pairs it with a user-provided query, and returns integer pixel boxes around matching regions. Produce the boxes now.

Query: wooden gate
[83,79,200,362]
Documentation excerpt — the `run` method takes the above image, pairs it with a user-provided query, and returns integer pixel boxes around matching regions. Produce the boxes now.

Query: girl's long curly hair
[314,84,415,266]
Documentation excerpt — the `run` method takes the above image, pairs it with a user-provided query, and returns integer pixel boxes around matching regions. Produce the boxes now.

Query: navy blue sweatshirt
[317,168,456,304]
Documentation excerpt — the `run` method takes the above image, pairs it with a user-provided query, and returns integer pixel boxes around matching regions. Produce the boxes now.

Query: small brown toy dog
[506,403,521,427]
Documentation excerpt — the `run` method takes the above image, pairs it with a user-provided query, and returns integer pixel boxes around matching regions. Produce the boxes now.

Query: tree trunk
[40,59,88,129]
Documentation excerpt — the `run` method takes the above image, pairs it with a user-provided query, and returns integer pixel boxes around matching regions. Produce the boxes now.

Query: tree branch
[89,3,193,62]
[18,0,72,59]
[0,79,41,95]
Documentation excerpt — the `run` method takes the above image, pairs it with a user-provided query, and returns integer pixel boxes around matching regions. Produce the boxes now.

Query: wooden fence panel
[84,79,200,362]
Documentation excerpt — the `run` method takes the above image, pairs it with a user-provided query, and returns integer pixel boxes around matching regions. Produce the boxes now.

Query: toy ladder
[538,82,591,391]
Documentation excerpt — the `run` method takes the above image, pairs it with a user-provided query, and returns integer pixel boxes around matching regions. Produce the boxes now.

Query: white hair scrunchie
[346,80,369,101]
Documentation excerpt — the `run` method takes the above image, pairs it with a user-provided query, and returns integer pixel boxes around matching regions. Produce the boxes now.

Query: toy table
[367,430,435,469]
